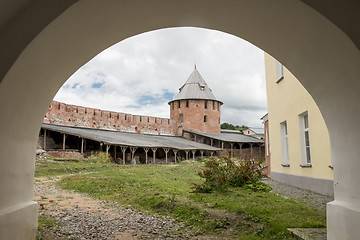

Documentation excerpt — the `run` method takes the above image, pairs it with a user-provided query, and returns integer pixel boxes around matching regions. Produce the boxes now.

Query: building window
[276,60,284,82]
[204,115,207,122]
[204,100,207,109]
[179,113,183,123]
[212,101,215,110]
[186,100,189,107]
[299,112,311,165]
[178,101,180,108]
[280,121,290,166]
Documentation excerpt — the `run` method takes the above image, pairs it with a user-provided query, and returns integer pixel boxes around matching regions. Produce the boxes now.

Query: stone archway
[0,1,359,239]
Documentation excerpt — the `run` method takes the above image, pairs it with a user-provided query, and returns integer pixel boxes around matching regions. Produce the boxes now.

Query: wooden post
[185,150,189,160]
[62,134,67,150]
[200,150,204,159]
[192,150,196,161]
[210,138,213,147]
[151,148,157,164]
[239,143,243,160]
[143,147,150,164]
[164,148,170,164]
[230,143,234,158]
[106,144,110,156]
[250,143,254,159]
[210,151,214,157]
[173,149,178,163]
[114,146,117,162]
[43,129,47,151]
[130,147,137,161]
[221,141,224,149]
[81,138,84,154]
[121,146,127,164]
[259,144,261,160]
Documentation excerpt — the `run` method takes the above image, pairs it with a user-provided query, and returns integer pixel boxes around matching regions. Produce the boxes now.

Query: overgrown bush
[191,156,269,193]
[87,152,113,163]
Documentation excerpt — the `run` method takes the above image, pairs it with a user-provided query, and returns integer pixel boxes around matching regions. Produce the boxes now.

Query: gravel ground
[35,175,331,239]
[34,177,196,240]
[262,178,334,213]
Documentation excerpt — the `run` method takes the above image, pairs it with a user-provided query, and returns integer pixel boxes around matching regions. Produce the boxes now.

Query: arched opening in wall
[29,25,333,239]
[2,1,357,239]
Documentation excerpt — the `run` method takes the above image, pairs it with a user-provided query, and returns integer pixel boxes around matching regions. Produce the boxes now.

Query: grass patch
[35,159,117,177]
[36,214,58,240]
[50,161,325,238]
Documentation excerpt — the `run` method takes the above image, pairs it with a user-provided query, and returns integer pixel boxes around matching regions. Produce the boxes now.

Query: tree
[221,122,248,130]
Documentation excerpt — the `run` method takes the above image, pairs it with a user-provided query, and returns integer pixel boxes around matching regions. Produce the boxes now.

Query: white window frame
[299,111,311,166]
[276,60,284,82]
[280,121,290,166]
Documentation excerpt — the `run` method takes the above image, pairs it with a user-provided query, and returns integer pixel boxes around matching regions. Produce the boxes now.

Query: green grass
[35,159,117,177]
[36,214,58,240]
[46,161,326,239]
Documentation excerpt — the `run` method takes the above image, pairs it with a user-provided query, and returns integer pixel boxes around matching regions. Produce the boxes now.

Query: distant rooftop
[42,123,220,151]
[184,130,264,143]
[169,67,222,104]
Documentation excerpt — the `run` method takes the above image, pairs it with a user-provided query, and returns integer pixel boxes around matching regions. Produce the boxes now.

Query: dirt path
[34,175,195,239]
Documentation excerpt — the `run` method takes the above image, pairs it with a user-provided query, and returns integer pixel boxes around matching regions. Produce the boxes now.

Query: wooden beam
[173,149,178,163]
[151,148,157,164]
[192,150,196,161]
[143,147,150,164]
[164,148,170,164]
[120,146,127,164]
[62,133,67,150]
[81,138,84,154]
[43,129,47,151]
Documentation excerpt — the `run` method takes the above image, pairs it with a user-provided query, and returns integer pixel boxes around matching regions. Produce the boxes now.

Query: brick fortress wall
[169,99,221,135]
[44,101,176,135]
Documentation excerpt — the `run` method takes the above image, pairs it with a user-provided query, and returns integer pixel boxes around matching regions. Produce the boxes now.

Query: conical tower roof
[170,67,222,103]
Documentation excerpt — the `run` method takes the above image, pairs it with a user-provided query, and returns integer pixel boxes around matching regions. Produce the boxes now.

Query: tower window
[204,100,207,109]
[213,101,215,110]
[178,101,180,108]
[172,102,174,110]
[186,100,189,107]
[204,115,207,122]
[179,113,183,123]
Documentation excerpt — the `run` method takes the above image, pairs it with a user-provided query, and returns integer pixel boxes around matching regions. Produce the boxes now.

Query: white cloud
[54,27,267,128]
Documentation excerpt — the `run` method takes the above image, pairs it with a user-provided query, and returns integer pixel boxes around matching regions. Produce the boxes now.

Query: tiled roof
[42,123,220,151]
[184,130,264,143]
[169,67,222,103]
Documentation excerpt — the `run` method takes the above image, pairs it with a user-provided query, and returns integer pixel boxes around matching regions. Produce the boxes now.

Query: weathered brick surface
[44,101,176,135]
[169,99,221,135]
[46,150,84,159]
[264,119,271,177]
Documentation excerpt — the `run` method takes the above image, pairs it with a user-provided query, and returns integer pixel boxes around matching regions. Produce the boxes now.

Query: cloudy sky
[54,27,267,129]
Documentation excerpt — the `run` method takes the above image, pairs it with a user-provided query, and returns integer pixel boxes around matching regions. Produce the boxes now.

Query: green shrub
[244,181,272,192]
[191,156,269,193]
[88,152,113,163]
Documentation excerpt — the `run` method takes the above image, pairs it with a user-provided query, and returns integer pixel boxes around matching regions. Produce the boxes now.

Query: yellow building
[264,53,333,196]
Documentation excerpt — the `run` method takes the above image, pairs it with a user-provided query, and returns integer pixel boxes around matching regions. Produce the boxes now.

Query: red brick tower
[169,66,223,135]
